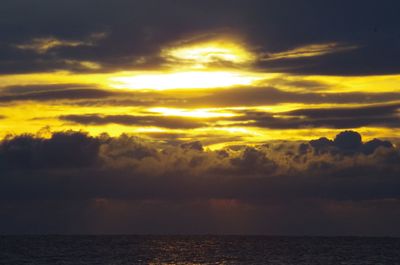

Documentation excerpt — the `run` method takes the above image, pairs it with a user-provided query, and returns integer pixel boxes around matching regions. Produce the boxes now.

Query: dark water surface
[1,236,399,264]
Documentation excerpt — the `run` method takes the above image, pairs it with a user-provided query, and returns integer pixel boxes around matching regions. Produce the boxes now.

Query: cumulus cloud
[0,131,100,170]
[0,129,399,234]
[1,0,400,235]
[0,130,398,200]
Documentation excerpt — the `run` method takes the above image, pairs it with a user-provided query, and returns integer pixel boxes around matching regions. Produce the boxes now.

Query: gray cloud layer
[0,130,399,234]
[233,103,400,129]
[60,114,208,129]
[2,84,400,107]
[57,103,400,130]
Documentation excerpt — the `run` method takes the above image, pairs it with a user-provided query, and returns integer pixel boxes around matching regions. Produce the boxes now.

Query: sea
[1,236,399,264]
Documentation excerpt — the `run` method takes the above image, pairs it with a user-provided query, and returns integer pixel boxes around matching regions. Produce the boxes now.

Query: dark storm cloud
[0,130,399,234]
[0,130,399,201]
[60,114,208,129]
[0,131,100,170]
[1,0,400,74]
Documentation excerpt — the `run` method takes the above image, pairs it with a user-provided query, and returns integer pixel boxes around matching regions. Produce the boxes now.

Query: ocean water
[1,236,399,264]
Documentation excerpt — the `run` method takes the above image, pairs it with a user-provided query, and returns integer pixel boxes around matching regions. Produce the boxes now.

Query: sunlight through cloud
[162,38,256,68]
[109,71,263,90]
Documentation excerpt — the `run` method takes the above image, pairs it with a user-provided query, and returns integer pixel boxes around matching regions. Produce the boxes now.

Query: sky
[0,0,400,235]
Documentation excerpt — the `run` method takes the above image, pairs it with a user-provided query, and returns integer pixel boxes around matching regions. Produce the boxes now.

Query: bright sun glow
[148,107,236,118]
[162,39,255,68]
[109,39,263,90]
[109,71,263,90]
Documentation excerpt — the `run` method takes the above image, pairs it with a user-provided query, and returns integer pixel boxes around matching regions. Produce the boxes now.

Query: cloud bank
[0,130,399,235]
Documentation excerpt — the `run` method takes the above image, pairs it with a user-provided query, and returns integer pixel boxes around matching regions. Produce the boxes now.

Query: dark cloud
[0,130,399,234]
[310,130,394,155]
[0,84,181,107]
[0,131,100,170]
[256,43,400,76]
[0,87,114,103]
[186,87,400,108]
[362,138,394,155]
[60,114,208,129]
[333,131,363,150]
[0,0,399,74]
[1,84,86,95]
[1,0,400,235]
[288,103,400,119]
[2,84,400,108]
[232,103,400,129]
[0,130,398,201]
[180,141,204,152]
[58,103,400,131]
[0,84,163,107]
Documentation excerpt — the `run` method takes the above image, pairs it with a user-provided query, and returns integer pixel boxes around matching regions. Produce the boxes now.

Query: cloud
[2,84,400,109]
[0,129,399,234]
[0,84,177,107]
[57,102,400,131]
[288,103,400,118]
[0,88,115,103]
[60,114,208,129]
[0,131,100,170]
[15,38,84,54]
[0,0,399,75]
[186,87,400,107]
[232,103,400,129]
[7,85,397,108]
[0,130,398,201]
[0,84,156,104]
[1,0,400,235]
[262,43,358,61]
[310,130,394,155]
[1,84,84,95]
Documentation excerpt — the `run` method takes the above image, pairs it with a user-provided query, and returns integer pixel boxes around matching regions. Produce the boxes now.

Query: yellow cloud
[14,32,107,54]
[162,38,256,68]
[299,74,400,93]
[2,33,399,146]
[64,60,102,70]
[15,38,83,54]
[263,42,358,61]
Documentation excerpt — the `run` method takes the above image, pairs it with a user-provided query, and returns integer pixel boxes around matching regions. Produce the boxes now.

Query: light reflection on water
[1,235,400,264]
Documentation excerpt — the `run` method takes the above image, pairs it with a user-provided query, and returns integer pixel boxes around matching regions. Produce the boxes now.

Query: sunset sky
[1,0,400,235]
